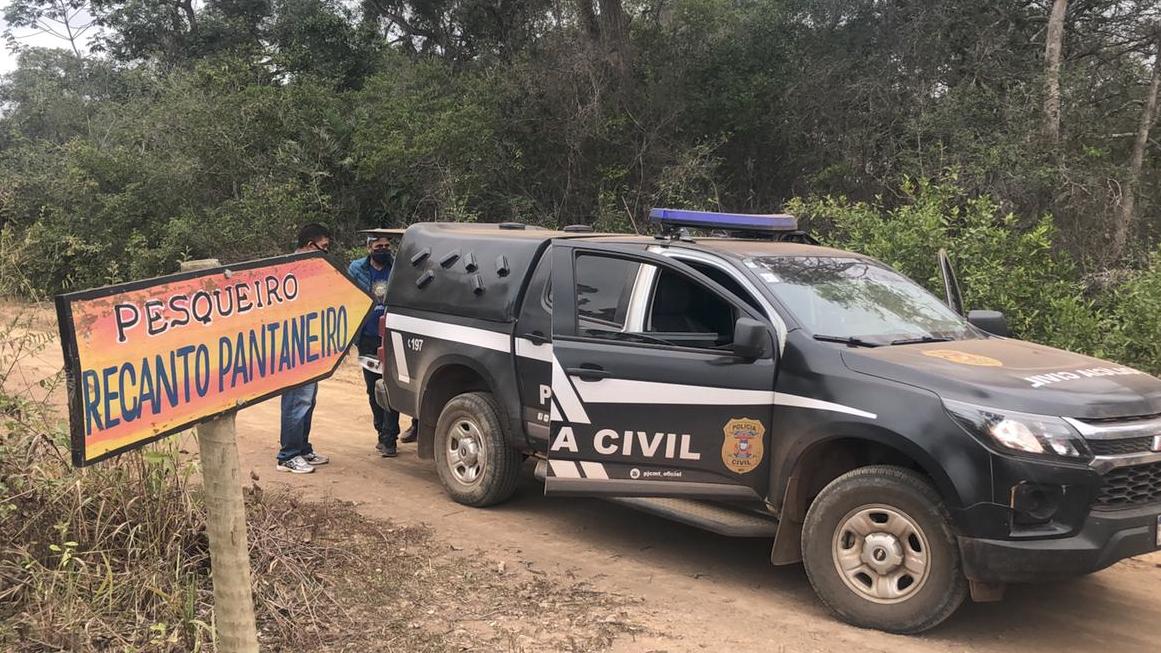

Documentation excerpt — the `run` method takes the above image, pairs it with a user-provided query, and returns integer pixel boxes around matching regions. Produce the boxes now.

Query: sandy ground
[6,301,1161,652]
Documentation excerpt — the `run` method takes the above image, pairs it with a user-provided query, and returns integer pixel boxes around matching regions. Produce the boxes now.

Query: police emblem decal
[721,418,765,474]
[921,349,1003,367]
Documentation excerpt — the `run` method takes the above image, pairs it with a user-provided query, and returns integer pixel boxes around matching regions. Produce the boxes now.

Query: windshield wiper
[813,334,881,348]
[890,335,954,346]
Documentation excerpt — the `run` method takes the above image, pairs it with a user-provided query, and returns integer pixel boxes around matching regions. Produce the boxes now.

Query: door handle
[521,331,549,345]
[566,365,610,381]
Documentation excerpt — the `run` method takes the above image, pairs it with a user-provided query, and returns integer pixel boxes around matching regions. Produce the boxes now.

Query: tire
[801,465,967,634]
[433,392,523,507]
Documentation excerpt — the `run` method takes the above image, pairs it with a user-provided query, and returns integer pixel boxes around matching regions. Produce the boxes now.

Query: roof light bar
[648,208,798,233]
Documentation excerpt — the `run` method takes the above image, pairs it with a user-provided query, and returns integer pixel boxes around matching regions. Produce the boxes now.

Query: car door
[545,241,780,501]
[513,247,554,449]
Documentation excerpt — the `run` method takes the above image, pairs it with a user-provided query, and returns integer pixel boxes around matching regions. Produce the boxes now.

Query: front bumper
[958,502,1161,583]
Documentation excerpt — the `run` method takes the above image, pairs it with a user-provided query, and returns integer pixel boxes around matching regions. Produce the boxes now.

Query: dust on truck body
[374,212,1161,634]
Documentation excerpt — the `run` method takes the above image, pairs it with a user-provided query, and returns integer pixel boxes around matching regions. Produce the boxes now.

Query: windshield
[750,256,976,342]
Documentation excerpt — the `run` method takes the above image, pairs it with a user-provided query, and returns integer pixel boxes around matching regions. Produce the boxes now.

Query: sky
[0,5,100,75]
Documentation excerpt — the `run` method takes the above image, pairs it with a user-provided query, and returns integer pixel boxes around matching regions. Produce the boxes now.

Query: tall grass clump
[0,310,215,650]
[0,309,364,651]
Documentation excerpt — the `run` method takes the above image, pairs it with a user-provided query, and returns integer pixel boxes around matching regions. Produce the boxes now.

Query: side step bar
[533,460,777,538]
[608,497,778,538]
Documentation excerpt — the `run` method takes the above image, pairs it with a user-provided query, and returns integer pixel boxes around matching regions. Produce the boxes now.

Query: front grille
[1093,461,1161,509]
[1089,437,1156,456]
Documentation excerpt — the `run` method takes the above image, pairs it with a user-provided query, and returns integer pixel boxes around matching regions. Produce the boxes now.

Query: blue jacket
[349,255,394,339]
[347,255,393,294]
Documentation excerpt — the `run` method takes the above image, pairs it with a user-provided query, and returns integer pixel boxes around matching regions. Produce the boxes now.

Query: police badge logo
[921,349,1003,367]
[722,418,765,474]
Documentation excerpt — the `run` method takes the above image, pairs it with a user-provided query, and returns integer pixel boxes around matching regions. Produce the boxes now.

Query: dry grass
[0,306,646,652]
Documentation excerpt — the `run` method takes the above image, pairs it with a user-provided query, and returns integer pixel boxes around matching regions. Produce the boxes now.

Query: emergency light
[648,208,798,234]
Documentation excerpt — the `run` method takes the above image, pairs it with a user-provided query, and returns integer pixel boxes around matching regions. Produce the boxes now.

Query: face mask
[371,250,392,265]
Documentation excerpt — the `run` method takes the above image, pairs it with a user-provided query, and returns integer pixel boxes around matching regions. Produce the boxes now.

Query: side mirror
[968,310,1011,337]
[733,317,774,360]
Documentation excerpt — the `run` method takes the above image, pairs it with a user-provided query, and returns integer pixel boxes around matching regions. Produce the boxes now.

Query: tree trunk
[597,0,630,72]
[1111,31,1161,262]
[575,0,599,39]
[180,0,198,37]
[1042,0,1068,144]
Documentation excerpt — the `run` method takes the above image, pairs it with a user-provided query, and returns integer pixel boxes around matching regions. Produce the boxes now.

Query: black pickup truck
[374,210,1161,633]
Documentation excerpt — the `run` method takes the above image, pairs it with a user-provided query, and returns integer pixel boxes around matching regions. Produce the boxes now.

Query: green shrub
[788,176,1107,358]
[1104,249,1161,376]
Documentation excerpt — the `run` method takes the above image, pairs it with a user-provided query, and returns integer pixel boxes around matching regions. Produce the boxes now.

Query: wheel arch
[416,354,514,459]
[770,427,962,565]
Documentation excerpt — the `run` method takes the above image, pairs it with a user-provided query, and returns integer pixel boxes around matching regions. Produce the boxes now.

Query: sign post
[55,252,372,651]
[180,259,257,652]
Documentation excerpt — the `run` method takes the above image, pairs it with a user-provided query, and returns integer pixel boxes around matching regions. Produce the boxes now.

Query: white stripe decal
[572,377,776,406]
[389,331,411,384]
[578,461,609,479]
[515,338,553,362]
[548,460,581,478]
[568,377,876,419]
[775,392,877,420]
[552,356,591,424]
[384,314,510,353]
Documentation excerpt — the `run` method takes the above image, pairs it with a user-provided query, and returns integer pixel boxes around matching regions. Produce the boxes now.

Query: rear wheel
[801,465,967,634]
[433,392,523,507]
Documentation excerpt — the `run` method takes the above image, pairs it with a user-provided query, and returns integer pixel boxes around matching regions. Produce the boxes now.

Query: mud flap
[770,473,805,565]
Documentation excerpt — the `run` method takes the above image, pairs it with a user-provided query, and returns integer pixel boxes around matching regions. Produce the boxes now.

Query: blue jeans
[278,382,318,462]
[359,335,399,446]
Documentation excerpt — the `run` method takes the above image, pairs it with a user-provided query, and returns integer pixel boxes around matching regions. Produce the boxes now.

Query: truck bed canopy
[388,223,555,323]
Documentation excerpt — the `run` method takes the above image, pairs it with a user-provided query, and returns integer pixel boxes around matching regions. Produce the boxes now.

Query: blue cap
[648,208,797,232]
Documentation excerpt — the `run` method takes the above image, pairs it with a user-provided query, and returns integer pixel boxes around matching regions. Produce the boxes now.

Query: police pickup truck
[374,209,1161,633]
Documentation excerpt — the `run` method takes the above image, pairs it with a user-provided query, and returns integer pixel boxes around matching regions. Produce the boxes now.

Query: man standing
[348,232,417,457]
[276,223,333,473]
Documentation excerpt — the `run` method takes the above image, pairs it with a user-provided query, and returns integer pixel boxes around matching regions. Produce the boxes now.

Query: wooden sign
[55,251,372,466]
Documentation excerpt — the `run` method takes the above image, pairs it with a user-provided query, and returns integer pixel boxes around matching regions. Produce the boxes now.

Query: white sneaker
[276,456,315,474]
[302,452,329,465]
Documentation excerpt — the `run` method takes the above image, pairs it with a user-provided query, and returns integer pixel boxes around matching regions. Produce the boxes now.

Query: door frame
[546,240,781,499]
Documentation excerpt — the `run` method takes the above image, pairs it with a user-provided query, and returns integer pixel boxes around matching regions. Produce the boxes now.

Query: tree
[3,0,95,58]
[1043,0,1069,144]
[1111,26,1161,262]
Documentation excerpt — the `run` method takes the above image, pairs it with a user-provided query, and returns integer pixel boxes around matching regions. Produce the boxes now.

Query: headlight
[943,399,1091,460]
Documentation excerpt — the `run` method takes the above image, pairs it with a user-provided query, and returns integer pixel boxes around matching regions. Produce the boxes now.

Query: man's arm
[347,258,369,292]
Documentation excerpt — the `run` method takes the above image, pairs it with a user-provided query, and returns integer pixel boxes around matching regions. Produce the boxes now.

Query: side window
[685,261,764,314]
[645,269,736,349]
[575,254,642,333]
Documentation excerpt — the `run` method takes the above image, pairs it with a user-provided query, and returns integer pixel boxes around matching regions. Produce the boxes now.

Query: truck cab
[377,211,1161,634]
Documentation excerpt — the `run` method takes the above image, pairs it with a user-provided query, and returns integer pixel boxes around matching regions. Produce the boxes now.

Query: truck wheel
[433,392,523,507]
[801,465,967,634]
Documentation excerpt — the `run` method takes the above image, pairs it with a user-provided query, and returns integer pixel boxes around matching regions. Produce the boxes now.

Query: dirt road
[8,305,1161,652]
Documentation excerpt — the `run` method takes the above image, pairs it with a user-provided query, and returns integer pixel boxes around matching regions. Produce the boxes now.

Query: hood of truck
[841,338,1161,419]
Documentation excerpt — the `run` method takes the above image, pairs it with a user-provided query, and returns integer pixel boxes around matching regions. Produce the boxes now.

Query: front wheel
[801,465,967,634]
[433,392,523,507]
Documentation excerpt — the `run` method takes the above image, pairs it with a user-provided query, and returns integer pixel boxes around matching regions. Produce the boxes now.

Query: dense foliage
[1,0,1160,370]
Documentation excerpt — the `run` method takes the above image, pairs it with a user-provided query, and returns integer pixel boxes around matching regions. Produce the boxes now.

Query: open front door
[545,241,779,501]
[938,248,964,315]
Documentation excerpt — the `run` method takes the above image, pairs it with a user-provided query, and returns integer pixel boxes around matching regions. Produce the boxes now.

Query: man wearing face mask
[276,223,333,473]
[348,233,416,457]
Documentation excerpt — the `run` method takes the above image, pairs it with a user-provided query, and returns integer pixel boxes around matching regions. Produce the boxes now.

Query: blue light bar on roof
[648,208,798,232]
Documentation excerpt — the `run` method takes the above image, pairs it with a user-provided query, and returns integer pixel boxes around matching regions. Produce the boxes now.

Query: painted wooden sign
[55,252,372,466]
